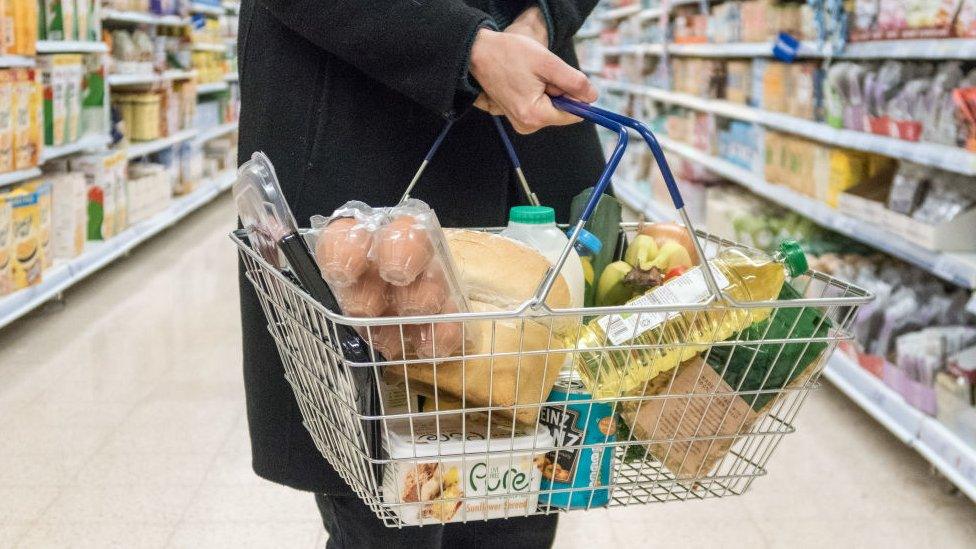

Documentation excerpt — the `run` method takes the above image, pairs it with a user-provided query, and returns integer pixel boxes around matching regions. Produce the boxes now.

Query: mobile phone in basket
[233,153,384,478]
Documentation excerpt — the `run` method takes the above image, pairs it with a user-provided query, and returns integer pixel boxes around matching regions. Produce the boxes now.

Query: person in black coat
[237,1,604,547]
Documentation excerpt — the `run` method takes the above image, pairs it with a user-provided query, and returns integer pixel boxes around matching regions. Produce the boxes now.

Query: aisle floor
[1,194,975,548]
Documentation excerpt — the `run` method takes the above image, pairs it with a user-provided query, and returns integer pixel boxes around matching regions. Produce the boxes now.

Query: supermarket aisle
[1,194,976,548]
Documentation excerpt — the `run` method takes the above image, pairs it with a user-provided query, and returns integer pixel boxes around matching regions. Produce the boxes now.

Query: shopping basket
[232,98,873,527]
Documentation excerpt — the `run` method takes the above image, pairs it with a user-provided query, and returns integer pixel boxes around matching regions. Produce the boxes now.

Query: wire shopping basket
[232,99,873,528]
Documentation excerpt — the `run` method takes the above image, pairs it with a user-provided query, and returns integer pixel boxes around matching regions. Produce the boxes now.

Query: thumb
[538,55,598,103]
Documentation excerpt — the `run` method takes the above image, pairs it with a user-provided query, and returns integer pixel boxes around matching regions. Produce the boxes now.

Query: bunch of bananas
[595,234,694,306]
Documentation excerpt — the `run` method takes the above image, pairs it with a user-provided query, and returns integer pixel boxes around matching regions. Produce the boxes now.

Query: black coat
[238,0,603,493]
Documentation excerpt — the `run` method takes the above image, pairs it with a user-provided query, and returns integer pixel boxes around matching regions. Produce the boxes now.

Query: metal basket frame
[233,99,872,527]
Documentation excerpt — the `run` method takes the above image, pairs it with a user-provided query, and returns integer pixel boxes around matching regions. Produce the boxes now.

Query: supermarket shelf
[191,42,227,52]
[40,134,110,162]
[597,4,641,20]
[601,39,976,60]
[126,128,199,159]
[0,169,237,332]
[0,55,35,68]
[575,27,601,40]
[223,1,241,14]
[197,81,229,94]
[612,179,676,222]
[191,2,225,16]
[646,132,976,288]
[36,40,109,54]
[824,352,976,502]
[597,78,976,176]
[101,9,188,26]
[637,0,700,20]
[0,167,42,188]
[108,69,196,86]
[193,121,238,144]
[224,72,238,82]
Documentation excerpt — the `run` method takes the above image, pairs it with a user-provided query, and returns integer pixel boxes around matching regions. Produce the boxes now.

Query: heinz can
[537,372,615,508]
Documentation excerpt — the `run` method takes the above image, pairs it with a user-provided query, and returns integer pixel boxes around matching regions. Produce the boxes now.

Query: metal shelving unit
[0,167,42,188]
[39,134,110,163]
[36,40,109,54]
[126,128,200,159]
[196,81,229,94]
[0,170,237,331]
[101,9,188,26]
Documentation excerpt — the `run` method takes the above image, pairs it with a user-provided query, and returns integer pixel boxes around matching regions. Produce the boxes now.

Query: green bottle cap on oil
[778,239,808,278]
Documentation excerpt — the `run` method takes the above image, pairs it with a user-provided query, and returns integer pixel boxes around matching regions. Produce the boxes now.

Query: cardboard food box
[50,171,86,260]
[621,354,817,480]
[20,179,51,269]
[381,413,551,525]
[12,68,33,169]
[63,54,82,143]
[0,69,13,173]
[4,186,42,288]
[0,195,12,295]
[43,0,75,41]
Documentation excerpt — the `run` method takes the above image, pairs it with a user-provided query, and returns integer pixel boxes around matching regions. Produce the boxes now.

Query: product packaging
[310,199,471,360]
[44,0,75,41]
[381,413,551,525]
[0,69,13,173]
[71,150,126,240]
[49,171,86,260]
[0,194,11,295]
[4,186,42,288]
[12,68,33,169]
[21,179,52,269]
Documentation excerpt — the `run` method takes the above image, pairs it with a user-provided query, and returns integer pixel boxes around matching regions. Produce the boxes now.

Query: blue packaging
[538,372,615,509]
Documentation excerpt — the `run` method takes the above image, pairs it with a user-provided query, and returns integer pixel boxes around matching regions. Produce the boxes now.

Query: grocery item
[572,240,809,399]
[71,151,125,240]
[310,199,470,359]
[568,228,602,312]
[594,224,697,307]
[705,282,831,410]
[381,413,552,525]
[569,188,621,308]
[12,68,33,169]
[402,229,573,426]
[501,205,584,308]
[21,179,51,269]
[537,371,615,509]
[63,54,81,143]
[618,355,803,479]
[0,70,13,173]
[5,186,42,288]
[43,0,74,41]
[49,171,86,260]
[0,195,11,295]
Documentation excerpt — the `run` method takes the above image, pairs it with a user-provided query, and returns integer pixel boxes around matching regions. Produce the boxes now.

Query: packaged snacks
[64,55,82,143]
[71,150,126,240]
[49,171,86,260]
[311,198,470,352]
[5,186,42,288]
[381,413,551,525]
[12,68,34,169]
[43,0,75,41]
[0,70,13,172]
[21,179,51,269]
[0,195,11,294]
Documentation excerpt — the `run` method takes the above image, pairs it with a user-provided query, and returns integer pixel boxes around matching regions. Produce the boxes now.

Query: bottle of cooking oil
[570,240,808,399]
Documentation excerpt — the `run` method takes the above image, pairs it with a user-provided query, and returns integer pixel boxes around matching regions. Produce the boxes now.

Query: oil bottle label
[599,264,730,346]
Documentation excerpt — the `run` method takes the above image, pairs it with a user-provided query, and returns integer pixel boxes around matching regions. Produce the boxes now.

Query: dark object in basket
[706,282,832,411]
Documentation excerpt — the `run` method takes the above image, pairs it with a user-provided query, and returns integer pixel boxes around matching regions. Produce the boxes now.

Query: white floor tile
[167,521,322,549]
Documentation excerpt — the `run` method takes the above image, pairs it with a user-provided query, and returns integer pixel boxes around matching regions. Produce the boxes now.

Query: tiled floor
[1,194,975,548]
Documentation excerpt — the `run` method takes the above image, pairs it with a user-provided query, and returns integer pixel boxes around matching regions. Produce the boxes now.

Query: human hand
[506,6,548,47]
[469,28,597,134]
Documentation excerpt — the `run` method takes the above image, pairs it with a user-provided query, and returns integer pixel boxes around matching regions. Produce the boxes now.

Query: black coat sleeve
[536,0,600,51]
[258,0,495,118]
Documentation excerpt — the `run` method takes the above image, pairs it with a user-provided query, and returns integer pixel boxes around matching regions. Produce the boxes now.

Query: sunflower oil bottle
[570,240,808,399]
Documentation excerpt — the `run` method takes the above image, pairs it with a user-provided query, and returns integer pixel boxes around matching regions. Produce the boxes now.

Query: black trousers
[315,493,559,549]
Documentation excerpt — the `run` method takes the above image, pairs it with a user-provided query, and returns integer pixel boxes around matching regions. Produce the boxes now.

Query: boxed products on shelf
[3,0,38,55]
[47,170,87,261]
[850,0,975,41]
[41,0,99,42]
[0,183,45,289]
[39,53,84,146]
[0,197,10,294]
[839,162,976,250]
[126,161,171,223]
[70,149,127,240]
[0,67,42,172]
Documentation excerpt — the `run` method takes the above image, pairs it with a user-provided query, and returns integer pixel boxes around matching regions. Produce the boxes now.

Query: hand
[469,28,597,134]
[506,6,548,47]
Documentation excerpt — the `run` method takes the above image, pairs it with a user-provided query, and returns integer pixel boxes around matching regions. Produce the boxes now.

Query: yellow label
[6,187,41,288]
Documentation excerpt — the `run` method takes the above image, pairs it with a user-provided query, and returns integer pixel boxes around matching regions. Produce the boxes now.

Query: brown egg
[413,304,463,359]
[335,266,389,317]
[392,265,448,316]
[375,215,434,286]
[315,217,373,287]
[359,323,406,361]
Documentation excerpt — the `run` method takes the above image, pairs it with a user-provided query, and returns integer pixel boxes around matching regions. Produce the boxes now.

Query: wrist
[469,27,499,81]
[510,6,548,47]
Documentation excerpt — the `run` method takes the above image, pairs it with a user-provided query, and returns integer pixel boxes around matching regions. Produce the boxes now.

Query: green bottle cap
[509,205,555,225]
[779,239,808,278]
